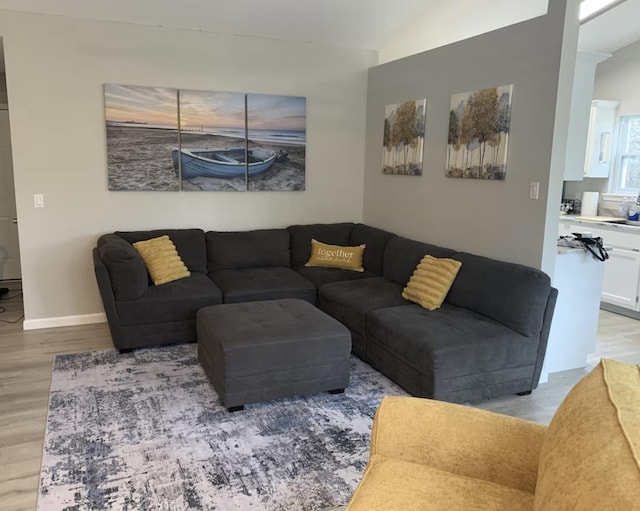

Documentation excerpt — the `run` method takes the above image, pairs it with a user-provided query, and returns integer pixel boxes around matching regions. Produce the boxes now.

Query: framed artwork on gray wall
[104,84,306,191]
[105,84,180,191]
[446,85,513,180]
[382,99,426,176]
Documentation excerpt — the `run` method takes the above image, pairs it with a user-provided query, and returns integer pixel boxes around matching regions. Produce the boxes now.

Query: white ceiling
[0,0,439,52]
[0,0,638,69]
[578,0,640,53]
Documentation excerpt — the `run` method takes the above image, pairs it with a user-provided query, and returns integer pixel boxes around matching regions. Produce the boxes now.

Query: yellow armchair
[347,359,640,511]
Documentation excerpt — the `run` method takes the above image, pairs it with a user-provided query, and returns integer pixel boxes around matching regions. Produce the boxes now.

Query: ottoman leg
[328,388,345,395]
[227,405,245,413]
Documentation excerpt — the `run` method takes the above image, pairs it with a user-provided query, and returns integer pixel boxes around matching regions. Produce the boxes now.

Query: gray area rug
[38,344,408,510]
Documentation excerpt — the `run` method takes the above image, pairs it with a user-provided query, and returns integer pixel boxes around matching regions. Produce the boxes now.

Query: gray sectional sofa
[93,222,557,403]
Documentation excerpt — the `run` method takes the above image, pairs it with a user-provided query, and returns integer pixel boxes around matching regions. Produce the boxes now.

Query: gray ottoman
[197,298,352,411]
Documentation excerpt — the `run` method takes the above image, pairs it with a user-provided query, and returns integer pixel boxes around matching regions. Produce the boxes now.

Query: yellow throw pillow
[402,255,462,310]
[133,235,190,285]
[305,239,366,272]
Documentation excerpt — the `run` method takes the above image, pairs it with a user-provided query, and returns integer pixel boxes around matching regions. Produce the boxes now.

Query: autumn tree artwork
[382,99,426,176]
[446,85,513,180]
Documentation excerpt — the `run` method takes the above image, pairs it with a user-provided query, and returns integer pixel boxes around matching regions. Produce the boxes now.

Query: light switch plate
[529,182,539,200]
[34,194,44,208]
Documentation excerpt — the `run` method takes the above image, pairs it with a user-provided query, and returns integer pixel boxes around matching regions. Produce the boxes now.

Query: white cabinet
[563,52,610,181]
[601,247,640,311]
[584,100,619,178]
[546,248,605,373]
[558,219,640,312]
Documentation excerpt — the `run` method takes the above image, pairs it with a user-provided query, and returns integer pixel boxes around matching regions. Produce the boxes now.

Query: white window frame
[611,114,640,196]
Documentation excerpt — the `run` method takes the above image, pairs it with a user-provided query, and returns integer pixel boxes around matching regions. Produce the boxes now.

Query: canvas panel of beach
[246,93,306,192]
[105,84,181,191]
[178,90,248,191]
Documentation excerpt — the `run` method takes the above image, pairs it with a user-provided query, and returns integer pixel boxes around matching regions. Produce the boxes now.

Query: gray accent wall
[363,0,579,272]
[0,72,7,104]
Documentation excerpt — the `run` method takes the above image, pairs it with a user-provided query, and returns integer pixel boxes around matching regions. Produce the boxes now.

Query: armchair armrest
[371,396,546,493]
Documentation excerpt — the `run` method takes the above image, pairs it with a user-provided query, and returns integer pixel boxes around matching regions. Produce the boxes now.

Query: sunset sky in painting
[248,94,306,131]
[105,84,306,131]
[180,90,306,131]
[179,90,245,130]
[104,84,178,127]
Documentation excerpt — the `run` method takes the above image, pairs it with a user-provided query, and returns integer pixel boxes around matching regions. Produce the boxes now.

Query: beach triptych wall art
[446,85,513,180]
[382,99,426,176]
[104,84,306,192]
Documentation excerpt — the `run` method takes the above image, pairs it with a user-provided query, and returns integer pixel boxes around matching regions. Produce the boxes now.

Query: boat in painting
[172,147,276,179]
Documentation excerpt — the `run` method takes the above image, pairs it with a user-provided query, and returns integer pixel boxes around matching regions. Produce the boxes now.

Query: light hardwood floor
[1,299,639,511]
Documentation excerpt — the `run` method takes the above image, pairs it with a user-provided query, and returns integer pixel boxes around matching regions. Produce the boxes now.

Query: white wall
[594,38,640,117]
[563,38,640,203]
[379,0,549,64]
[364,0,579,273]
[0,10,376,324]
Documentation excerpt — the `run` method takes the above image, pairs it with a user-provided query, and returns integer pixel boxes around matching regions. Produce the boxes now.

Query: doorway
[0,37,23,326]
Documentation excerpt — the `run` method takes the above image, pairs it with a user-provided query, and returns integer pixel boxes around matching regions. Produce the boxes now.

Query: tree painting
[446,85,513,180]
[382,99,426,175]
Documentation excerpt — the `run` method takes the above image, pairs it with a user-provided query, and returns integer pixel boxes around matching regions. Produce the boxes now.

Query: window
[612,115,640,194]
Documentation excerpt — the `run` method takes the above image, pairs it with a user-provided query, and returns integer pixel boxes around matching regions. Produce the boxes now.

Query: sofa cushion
[366,304,536,382]
[383,236,456,286]
[97,234,148,300]
[133,235,191,285]
[210,267,316,304]
[206,229,290,272]
[349,224,396,275]
[347,454,534,511]
[116,229,207,274]
[402,255,462,311]
[115,272,222,326]
[288,223,354,267]
[318,277,410,340]
[293,266,377,288]
[534,359,640,511]
[447,252,551,337]
[306,239,365,272]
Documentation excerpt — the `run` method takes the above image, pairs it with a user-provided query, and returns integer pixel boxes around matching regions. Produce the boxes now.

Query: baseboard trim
[23,313,107,331]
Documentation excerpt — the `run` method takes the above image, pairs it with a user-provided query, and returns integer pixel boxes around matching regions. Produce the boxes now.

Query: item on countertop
[618,197,635,218]
[558,233,609,262]
[581,191,599,217]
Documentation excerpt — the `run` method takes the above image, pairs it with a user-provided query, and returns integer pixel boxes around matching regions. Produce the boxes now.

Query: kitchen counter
[559,215,640,320]
[559,215,640,234]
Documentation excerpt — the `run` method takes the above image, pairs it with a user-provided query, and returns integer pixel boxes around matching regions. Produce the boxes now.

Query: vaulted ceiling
[0,0,638,63]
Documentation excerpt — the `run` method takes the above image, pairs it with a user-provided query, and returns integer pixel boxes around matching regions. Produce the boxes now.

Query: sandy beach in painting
[107,126,305,192]
[107,126,181,191]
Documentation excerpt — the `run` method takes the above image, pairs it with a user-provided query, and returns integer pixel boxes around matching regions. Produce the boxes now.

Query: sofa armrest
[93,247,125,347]
[370,396,546,493]
[97,234,148,300]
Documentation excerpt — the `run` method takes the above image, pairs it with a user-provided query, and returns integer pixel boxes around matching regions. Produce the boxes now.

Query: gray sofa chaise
[93,222,557,403]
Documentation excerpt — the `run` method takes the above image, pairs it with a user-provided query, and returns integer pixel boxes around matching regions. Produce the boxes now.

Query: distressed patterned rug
[38,344,407,510]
